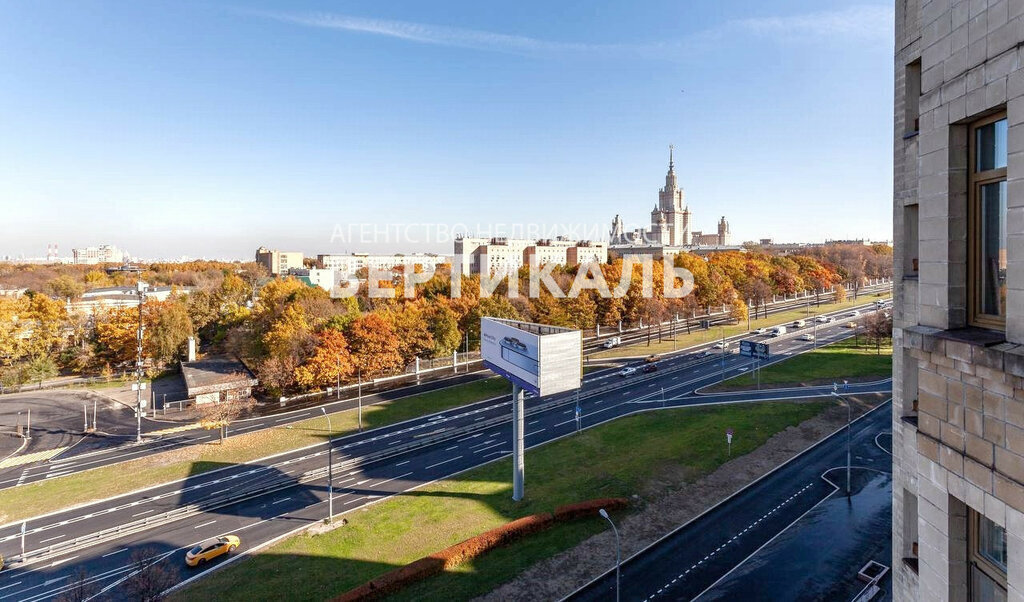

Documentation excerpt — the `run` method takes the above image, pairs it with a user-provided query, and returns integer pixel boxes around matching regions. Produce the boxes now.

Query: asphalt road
[0,285,891,489]
[567,400,892,602]
[0,303,891,601]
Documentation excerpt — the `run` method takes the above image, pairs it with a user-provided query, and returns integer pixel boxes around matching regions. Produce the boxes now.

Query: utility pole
[320,408,333,523]
[357,367,363,432]
[134,281,148,443]
[336,356,342,400]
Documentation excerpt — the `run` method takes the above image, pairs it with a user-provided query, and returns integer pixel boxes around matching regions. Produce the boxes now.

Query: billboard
[480,318,582,397]
[739,340,770,360]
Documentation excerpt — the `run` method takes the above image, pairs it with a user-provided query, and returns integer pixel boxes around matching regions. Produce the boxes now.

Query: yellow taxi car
[185,535,240,567]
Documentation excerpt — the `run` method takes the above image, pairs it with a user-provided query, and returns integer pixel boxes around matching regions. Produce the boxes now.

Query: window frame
[968,111,1009,330]
[969,509,1008,600]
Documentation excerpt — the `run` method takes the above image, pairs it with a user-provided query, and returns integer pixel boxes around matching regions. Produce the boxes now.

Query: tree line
[0,244,891,396]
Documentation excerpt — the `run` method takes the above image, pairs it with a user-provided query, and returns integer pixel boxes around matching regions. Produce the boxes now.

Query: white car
[754,328,769,335]
[618,366,638,377]
[712,342,728,349]
[815,316,830,323]
[799,334,815,342]
[849,311,860,317]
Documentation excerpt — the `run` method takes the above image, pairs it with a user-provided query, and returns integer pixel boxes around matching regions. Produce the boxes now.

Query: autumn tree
[92,305,140,367]
[294,329,355,389]
[23,293,67,359]
[387,303,435,365]
[346,313,404,377]
[730,298,749,325]
[864,311,893,354]
[148,300,194,365]
[198,394,256,443]
[0,297,26,365]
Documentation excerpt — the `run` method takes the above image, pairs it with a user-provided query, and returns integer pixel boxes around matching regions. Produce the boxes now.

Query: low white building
[317,253,449,277]
[72,245,126,265]
[454,236,607,277]
[70,286,193,313]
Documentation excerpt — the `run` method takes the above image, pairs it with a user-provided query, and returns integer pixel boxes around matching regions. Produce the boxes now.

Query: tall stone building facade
[892,0,1024,600]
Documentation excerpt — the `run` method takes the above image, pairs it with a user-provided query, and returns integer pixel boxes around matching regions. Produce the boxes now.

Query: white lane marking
[39,534,65,543]
[445,445,459,451]
[193,520,217,529]
[0,581,22,592]
[102,548,129,557]
[272,497,292,505]
[396,460,410,466]
[372,472,413,488]
[426,456,463,469]
[50,555,79,567]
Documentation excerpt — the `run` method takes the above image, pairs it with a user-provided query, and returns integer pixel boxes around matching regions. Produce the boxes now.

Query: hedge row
[333,497,629,602]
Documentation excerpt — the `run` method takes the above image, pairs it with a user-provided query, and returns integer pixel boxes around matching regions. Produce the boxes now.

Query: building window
[905,60,921,136]
[970,510,1007,602]
[969,114,1008,329]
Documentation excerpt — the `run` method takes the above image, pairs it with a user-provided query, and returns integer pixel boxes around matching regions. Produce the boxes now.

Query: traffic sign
[739,340,770,360]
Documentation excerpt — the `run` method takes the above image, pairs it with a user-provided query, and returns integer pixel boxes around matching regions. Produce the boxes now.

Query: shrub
[554,497,629,522]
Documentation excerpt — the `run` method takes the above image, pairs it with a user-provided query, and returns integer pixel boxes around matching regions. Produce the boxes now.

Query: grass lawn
[592,292,891,359]
[706,337,893,392]
[173,400,829,602]
[0,378,510,526]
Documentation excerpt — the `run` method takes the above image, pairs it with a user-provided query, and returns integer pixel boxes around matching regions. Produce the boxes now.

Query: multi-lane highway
[0,285,891,490]
[567,400,892,602]
[0,301,891,601]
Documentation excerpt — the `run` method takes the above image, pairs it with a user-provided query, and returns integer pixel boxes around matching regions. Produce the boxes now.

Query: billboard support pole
[512,384,525,501]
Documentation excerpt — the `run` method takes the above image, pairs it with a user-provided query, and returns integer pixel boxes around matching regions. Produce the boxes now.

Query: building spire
[669,144,674,170]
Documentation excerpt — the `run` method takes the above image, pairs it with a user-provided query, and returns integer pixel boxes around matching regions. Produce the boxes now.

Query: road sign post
[726,428,734,456]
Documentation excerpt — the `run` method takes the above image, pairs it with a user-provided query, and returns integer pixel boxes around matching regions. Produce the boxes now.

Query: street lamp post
[134,281,148,443]
[832,382,852,495]
[336,356,342,400]
[356,367,363,432]
[599,508,620,602]
[321,408,334,523]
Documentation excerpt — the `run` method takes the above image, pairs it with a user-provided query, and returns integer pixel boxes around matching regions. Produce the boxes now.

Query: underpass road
[566,400,892,602]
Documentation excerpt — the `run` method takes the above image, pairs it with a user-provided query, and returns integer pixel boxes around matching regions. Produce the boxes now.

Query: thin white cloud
[263,11,619,55]
[735,5,894,41]
[256,5,894,57]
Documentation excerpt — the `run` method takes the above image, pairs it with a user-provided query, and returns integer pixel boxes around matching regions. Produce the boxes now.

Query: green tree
[427,302,462,357]
[24,355,57,386]
[47,275,85,301]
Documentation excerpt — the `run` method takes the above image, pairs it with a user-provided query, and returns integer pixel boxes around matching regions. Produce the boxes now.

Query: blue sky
[0,1,894,260]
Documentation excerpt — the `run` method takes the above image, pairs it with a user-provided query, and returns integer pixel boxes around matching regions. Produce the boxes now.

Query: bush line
[333,497,630,601]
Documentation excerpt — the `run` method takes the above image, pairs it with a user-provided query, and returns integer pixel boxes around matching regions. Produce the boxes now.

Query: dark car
[501,336,527,352]
[642,363,658,373]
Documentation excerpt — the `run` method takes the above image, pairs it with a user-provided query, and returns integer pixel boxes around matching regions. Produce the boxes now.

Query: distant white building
[72,245,126,265]
[255,247,304,276]
[454,236,608,277]
[316,253,449,276]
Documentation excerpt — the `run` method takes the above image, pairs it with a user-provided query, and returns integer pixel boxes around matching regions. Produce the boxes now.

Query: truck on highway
[792,319,806,328]
[602,336,622,349]
[770,326,787,337]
